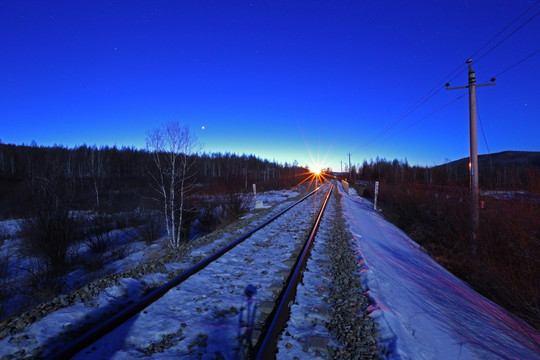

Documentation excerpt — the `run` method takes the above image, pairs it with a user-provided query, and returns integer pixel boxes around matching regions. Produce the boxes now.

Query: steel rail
[254,184,333,360]
[45,186,324,360]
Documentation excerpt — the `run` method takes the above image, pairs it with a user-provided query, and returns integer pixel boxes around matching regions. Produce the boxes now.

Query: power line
[470,0,540,60]
[474,53,540,170]
[358,64,464,150]
[476,10,540,63]
[473,5,540,166]
[476,98,494,171]
[477,102,490,155]
[368,94,466,149]
[491,48,540,79]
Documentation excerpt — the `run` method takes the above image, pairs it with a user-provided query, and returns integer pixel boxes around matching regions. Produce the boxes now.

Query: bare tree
[147,123,198,248]
[88,146,103,210]
[19,164,79,269]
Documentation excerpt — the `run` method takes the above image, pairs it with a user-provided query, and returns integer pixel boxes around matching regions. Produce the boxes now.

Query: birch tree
[88,146,103,210]
[147,123,198,249]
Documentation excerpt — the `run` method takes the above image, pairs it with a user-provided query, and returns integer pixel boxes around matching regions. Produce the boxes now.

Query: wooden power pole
[446,59,496,257]
[348,153,351,179]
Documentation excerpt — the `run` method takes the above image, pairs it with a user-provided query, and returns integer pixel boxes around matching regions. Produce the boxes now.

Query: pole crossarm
[446,83,496,91]
[476,83,497,88]
[446,85,468,90]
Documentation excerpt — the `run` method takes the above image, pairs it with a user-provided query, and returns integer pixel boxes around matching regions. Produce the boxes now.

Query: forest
[350,151,540,192]
[0,142,307,219]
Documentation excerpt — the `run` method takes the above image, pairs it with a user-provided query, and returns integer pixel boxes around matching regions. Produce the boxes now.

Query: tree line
[347,155,539,193]
[0,143,303,185]
[0,139,307,219]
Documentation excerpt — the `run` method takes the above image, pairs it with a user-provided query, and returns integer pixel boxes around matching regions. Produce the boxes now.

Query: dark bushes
[82,213,118,253]
[125,209,165,244]
[0,250,12,319]
[374,183,540,330]
[218,193,252,224]
[194,193,253,235]
[19,173,79,269]
[19,214,80,268]
[196,205,220,235]
[0,227,10,242]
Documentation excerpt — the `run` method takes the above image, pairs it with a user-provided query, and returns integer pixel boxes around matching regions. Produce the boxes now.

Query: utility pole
[348,153,351,180]
[446,59,496,257]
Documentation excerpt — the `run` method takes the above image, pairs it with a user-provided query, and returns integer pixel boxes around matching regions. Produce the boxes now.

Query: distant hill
[437,151,540,170]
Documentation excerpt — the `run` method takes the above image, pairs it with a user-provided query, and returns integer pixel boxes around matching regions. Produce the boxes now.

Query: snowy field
[0,188,305,358]
[0,189,300,318]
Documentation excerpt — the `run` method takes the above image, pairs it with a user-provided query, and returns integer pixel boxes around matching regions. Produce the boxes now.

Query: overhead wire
[475,10,539,63]
[491,48,540,79]
[471,2,539,172]
[358,63,465,150]
[474,47,540,172]
[476,98,494,171]
[470,0,540,60]
[368,94,466,150]
[358,1,539,152]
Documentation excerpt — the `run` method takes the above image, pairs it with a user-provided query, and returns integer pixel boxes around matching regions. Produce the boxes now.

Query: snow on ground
[0,189,300,314]
[338,182,540,359]
[252,189,299,210]
[71,191,322,359]
[0,219,19,235]
[0,189,308,358]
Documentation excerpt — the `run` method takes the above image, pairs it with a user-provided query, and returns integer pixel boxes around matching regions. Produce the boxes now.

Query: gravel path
[277,188,380,359]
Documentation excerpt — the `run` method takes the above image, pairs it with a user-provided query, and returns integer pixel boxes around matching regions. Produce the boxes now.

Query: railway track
[45,184,334,359]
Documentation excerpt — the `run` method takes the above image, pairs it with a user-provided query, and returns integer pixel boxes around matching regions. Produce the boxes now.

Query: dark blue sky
[1,1,539,170]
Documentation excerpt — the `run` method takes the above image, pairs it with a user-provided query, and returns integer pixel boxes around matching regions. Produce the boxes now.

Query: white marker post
[374,181,379,211]
[253,184,257,204]
[253,184,264,209]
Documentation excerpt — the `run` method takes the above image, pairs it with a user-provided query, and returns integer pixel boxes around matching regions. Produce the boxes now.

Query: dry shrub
[113,210,145,229]
[0,226,11,242]
[19,172,80,269]
[125,210,165,245]
[82,213,119,253]
[218,193,252,224]
[0,250,13,320]
[19,209,80,269]
[82,253,106,273]
[195,204,219,235]
[110,243,130,260]
[192,193,252,236]
[475,198,539,328]
[29,265,64,301]
[10,259,65,316]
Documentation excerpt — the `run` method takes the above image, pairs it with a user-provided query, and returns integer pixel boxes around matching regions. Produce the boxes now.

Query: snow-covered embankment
[339,184,539,360]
